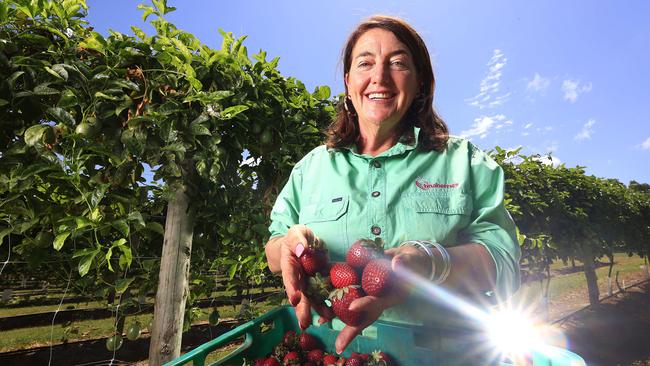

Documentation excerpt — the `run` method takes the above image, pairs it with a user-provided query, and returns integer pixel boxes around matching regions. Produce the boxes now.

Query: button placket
[368,159,386,238]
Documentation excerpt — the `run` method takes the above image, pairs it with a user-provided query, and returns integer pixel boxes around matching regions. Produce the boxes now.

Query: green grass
[0,300,279,353]
[0,300,107,317]
[512,253,648,317]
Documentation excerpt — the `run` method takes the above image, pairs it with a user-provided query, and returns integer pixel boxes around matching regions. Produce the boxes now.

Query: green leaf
[219,105,249,120]
[111,220,130,237]
[127,211,145,227]
[75,216,92,230]
[0,227,13,247]
[147,222,165,235]
[119,245,133,270]
[47,107,76,125]
[78,250,99,277]
[115,277,135,294]
[0,2,8,23]
[52,64,69,80]
[227,263,238,280]
[53,232,70,251]
[0,99,8,107]
[24,125,47,146]
[95,91,123,101]
[34,83,60,95]
[313,85,331,100]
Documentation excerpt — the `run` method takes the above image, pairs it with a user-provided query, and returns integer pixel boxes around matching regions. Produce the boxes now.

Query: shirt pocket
[300,195,350,223]
[299,195,350,260]
[400,192,472,243]
[406,192,472,215]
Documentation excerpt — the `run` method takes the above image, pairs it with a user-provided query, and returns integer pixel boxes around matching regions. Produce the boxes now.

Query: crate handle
[164,308,286,366]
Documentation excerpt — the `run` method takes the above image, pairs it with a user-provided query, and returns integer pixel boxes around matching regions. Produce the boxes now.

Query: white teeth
[368,93,391,100]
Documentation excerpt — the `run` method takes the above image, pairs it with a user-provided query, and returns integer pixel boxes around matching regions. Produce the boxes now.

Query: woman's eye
[391,60,407,68]
[357,61,371,68]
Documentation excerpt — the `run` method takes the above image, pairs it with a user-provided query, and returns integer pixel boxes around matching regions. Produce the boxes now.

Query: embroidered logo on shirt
[415,178,459,190]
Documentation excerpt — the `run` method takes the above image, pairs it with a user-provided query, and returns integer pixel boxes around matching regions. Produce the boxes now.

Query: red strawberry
[346,238,383,269]
[368,351,393,366]
[303,363,316,366]
[329,286,364,326]
[299,332,319,351]
[282,330,298,348]
[345,355,364,366]
[262,356,281,366]
[300,241,329,276]
[323,354,339,366]
[362,258,394,297]
[307,349,324,363]
[330,262,360,289]
[252,358,266,366]
[283,350,301,365]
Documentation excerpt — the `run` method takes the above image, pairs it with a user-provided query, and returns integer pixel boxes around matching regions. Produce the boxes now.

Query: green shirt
[269,129,520,324]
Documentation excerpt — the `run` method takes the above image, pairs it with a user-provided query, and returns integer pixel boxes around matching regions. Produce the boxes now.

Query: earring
[344,96,357,117]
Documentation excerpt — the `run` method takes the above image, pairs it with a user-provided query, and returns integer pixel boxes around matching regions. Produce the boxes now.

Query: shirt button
[372,161,382,168]
[371,191,380,197]
[371,226,381,235]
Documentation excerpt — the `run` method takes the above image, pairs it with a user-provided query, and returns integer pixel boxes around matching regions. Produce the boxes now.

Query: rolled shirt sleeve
[268,165,303,239]
[459,145,521,299]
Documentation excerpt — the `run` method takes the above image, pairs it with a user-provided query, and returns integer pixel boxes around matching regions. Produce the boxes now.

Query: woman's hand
[279,225,333,330]
[335,244,431,353]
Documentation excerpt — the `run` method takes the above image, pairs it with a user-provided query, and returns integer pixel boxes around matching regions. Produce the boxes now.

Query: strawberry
[304,272,332,304]
[330,262,360,289]
[273,343,290,360]
[252,358,266,366]
[329,286,364,326]
[307,348,324,363]
[345,355,364,366]
[323,354,339,366]
[368,351,393,366]
[282,330,298,348]
[300,240,329,276]
[346,238,383,269]
[361,258,394,297]
[303,363,316,366]
[283,350,301,365]
[299,332,319,351]
[262,356,281,366]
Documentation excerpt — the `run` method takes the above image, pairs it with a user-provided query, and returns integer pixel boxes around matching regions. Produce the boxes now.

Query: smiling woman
[264,14,521,358]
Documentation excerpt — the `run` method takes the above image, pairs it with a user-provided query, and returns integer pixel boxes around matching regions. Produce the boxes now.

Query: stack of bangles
[399,240,451,284]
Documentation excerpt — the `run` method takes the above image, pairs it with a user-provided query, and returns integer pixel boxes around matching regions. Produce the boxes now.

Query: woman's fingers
[295,294,314,330]
[335,324,365,354]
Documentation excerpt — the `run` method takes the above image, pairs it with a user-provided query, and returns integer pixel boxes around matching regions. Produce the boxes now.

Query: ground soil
[557,280,650,366]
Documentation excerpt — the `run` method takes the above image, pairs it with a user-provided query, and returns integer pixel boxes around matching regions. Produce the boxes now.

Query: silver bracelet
[400,240,451,284]
[400,240,436,281]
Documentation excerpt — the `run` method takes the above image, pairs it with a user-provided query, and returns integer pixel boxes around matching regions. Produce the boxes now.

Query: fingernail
[295,243,305,257]
[318,317,328,325]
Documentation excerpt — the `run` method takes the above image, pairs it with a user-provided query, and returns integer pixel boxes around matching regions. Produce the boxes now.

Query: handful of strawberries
[250,329,394,366]
[297,238,398,327]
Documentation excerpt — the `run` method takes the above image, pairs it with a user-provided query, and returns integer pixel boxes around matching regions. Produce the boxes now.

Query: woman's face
[345,28,419,131]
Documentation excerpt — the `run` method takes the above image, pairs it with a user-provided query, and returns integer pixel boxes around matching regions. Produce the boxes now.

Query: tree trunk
[148,185,195,365]
[580,243,600,306]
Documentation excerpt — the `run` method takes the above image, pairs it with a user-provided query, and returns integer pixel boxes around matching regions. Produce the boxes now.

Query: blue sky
[86,0,650,184]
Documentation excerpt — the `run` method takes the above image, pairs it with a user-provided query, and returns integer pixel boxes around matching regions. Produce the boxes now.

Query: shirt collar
[333,126,420,158]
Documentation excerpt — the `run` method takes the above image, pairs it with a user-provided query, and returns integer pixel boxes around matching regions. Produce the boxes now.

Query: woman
[265,15,520,355]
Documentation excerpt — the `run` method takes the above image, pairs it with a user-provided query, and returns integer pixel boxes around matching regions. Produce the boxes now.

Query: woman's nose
[371,64,390,85]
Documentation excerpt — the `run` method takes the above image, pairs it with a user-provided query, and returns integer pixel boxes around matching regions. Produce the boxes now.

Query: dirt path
[557,281,650,366]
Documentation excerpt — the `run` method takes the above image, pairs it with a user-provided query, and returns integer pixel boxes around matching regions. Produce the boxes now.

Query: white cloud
[466,49,511,109]
[524,123,533,129]
[527,73,550,93]
[640,136,650,150]
[574,119,596,141]
[461,114,511,139]
[562,79,592,103]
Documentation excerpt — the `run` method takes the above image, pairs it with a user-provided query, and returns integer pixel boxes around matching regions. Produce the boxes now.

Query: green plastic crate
[165,305,586,366]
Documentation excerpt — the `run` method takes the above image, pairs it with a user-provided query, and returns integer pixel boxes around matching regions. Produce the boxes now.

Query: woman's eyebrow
[354,49,410,60]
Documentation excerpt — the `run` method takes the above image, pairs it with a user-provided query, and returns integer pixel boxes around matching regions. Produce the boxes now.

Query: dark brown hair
[325,15,449,152]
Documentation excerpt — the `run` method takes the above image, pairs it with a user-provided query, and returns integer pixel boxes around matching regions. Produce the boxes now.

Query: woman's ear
[344,73,350,93]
